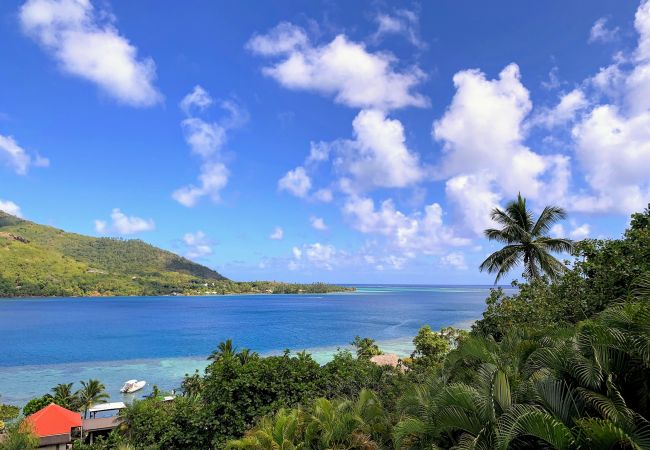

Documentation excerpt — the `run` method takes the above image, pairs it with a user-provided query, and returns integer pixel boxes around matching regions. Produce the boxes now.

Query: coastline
[0,335,416,406]
[0,316,478,407]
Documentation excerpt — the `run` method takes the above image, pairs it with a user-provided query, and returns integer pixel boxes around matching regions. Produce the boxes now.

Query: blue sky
[1,0,649,284]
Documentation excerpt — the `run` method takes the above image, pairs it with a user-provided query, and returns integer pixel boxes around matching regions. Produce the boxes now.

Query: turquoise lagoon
[0,285,504,405]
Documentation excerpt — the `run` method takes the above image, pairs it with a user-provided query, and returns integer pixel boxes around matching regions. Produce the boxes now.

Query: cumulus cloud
[332,109,423,190]
[433,64,570,231]
[589,17,619,44]
[535,88,589,128]
[445,174,501,236]
[173,162,230,207]
[182,231,213,259]
[310,216,328,231]
[313,188,333,203]
[20,0,161,107]
[269,226,284,240]
[566,1,650,214]
[173,86,247,207]
[441,252,468,270]
[94,208,154,235]
[0,134,49,175]
[278,166,312,198]
[551,222,590,240]
[248,22,428,110]
[179,85,213,115]
[0,199,22,217]
[569,223,591,240]
[282,109,424,199]
[343,196,469,257]
[371,9,425,49]
[288,242,341,270]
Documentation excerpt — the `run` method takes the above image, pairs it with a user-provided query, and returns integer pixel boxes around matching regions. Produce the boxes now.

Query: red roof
[25,404,82,437]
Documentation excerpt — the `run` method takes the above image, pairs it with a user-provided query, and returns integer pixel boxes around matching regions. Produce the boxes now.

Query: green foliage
[350,336,382,359]
[480,194,574,282]
[0,404,19,421]
[0,421,39,450]
[474,203,650,338]
[227,389,390,450]
[77,379,109,419]
[0,211,353,297]
[22,394,54,416]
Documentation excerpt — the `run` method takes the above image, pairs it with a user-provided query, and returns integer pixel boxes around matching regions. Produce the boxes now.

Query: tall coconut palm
[76,379,109,419]
[51,383,78,410]
[480,194,574,283]
[209,339,236,361]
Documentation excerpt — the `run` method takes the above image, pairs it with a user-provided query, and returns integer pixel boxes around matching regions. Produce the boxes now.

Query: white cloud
[342,196,469,257]
[637,0,650,61]
[180,85,213,115]
[571,105,650,213]
[0,134,49,175]
[589,17,619,43]
[174,86,247,207]
[173,162,230,207]
[278,166,312,198]
[445,174,500,236]
[535,89,589,128]
[372,9,425,49]
[94,208,154,235]
[289,242,340,270]
[246,22,308,56]
[306,141,330,164]
[332,109,423,191]
[441,252,468,270]
[433,63,570,228]
[182,231,213,259]
[310,216,328,231]
[569,223,590,240]
[248,23,428,110]
[0,199,22,217]
[269,226,284,240]
[20,0,161,107]
[313,188,333,203]
[566,1,650,214]
[181,118,227,158]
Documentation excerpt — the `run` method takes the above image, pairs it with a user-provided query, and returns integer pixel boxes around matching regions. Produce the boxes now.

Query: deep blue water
[0,285,503,404]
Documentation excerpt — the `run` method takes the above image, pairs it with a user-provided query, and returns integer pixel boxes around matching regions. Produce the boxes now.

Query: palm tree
[226,408,305,449]
[208,339,236,361]
[480,194,574,282]
[237,348,259,365]
[76,379,109,419]
[51,383,78,410]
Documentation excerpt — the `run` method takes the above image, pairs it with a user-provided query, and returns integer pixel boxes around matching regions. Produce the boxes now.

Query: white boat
[120,379,146,393]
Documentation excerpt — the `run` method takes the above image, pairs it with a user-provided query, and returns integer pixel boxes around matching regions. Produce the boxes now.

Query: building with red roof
[24,403,82,449]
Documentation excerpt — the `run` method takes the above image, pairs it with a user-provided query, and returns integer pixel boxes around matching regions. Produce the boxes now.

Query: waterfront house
[24,404,82,449]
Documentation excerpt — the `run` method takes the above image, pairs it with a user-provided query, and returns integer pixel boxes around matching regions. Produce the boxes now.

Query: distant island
[0,211,353,298]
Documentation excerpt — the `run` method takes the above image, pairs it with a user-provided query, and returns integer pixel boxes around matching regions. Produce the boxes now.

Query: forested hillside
[0,212,351,297]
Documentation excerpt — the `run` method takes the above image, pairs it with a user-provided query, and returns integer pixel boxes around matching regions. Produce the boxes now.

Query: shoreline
[0,317,479,407]
[0,335,417,406]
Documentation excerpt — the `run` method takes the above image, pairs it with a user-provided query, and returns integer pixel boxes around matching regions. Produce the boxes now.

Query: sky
[0,0,649,284]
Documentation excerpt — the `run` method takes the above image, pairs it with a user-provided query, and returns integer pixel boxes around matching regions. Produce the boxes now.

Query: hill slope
[0,212,352,297]
[0,211,227,297]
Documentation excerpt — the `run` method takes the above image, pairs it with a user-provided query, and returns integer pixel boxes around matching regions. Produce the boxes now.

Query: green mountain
[0,211,227,297]
[0,211,353,297]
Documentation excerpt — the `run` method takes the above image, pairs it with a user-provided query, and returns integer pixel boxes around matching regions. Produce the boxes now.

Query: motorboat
[120,379,146,393]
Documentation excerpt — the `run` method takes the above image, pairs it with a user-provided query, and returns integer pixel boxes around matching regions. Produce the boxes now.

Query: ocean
[0,285,503,405]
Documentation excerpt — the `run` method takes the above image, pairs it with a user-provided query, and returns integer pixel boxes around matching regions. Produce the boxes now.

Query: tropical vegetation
[0,211,352,297]
[4,200,650,449]
[480,194,574,282]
